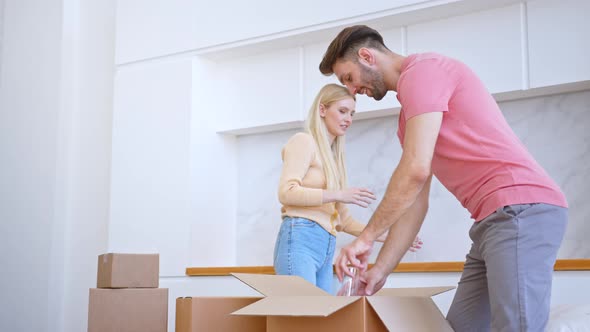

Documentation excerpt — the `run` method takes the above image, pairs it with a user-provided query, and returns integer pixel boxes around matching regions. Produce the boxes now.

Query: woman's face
[320,97,356,140]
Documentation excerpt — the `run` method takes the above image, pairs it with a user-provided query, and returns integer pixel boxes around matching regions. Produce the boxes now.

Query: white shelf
[218,81,590,136]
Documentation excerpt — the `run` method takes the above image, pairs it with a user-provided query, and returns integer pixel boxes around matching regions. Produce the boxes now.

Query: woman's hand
[337,187,376,208]
[408,235,423,252]
[375,233,423,253]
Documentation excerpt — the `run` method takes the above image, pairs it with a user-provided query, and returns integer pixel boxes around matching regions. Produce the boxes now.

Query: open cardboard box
[230,273,455,332]
[176,296,265,332]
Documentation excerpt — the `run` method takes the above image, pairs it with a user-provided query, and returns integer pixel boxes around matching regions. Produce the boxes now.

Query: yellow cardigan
[277,132,366,236]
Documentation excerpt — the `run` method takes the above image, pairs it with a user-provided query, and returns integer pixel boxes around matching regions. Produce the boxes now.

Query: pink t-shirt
[397,53,567,221]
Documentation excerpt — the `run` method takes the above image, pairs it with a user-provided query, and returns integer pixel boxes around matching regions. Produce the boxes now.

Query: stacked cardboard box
[88,253,168,332]
[176,273,455,332]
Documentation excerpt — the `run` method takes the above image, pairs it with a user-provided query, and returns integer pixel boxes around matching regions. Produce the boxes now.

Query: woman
[274,83,421,293]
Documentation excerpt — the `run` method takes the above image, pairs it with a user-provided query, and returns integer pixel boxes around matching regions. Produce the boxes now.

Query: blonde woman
[273,83,421,293]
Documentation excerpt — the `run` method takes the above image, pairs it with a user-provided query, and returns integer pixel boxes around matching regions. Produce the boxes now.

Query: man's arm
[359,111,442,243]
[360,174,432,294]
[335,111,442,279]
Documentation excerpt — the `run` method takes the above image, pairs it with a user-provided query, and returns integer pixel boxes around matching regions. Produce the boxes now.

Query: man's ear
[358,47,374,65]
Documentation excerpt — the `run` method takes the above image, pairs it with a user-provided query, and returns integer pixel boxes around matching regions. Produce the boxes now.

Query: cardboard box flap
[231,273,329,296]
[367,296,454,331]
[374,286,455,297]
[232,296,360,317]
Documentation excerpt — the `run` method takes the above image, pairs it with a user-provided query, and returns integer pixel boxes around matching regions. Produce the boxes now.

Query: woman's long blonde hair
[304,84,355,191]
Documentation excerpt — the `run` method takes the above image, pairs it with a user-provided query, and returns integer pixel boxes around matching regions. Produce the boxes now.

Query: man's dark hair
[319,25,389,75]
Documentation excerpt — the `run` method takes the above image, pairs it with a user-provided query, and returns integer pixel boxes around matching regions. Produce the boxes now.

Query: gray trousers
[447,203,568,332]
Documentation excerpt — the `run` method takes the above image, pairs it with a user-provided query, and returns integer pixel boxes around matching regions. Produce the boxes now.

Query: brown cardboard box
[175,297,266,332]
[88,288,168,332]
[97,253,159,288]
[231,273,455,332]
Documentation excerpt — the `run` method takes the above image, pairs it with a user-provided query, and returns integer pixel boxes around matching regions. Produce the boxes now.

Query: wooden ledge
[186,259,590,276]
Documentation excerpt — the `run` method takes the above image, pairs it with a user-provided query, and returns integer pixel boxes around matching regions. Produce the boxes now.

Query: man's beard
[359,64,387,101]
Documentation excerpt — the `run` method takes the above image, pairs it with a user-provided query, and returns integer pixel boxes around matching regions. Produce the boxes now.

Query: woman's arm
[278,133,376,208]
[339,196,426,251]
[277,133,324,206]
[323,188,376,207]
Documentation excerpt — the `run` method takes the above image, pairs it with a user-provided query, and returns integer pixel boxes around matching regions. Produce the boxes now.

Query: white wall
[189,58,238,267]
[0,0,4,82]
[56,2,115,331]
[109,58,193,276]
[0,1,115,331]
[236,90,590,265]
[0,1,63,330]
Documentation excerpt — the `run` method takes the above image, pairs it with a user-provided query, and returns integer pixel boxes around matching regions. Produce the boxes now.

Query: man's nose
[346,85,357,95]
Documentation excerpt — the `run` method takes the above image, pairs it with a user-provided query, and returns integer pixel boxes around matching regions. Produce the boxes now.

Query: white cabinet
[407,4,524,94]
[115,0,436,64]
[302,40,340,114]
[213,0,590,134]
[528,0,590,88]
[202,1,589,135]
[215,47,302,134]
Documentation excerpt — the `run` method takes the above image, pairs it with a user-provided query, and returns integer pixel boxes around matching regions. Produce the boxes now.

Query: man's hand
[335,237,374,282]
[358,264,389,296]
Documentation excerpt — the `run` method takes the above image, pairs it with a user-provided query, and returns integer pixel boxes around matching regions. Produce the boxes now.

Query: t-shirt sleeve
[398,58,456,121]
[277,133,324,206]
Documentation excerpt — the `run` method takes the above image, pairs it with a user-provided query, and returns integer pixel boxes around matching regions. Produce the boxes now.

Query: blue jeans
[273,217,336,294]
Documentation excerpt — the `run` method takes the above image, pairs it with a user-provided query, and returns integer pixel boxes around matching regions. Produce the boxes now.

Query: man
[320,25,568,331]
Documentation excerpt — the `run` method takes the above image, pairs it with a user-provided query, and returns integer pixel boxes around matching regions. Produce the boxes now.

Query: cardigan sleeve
[277,133,324,206]
[335,203,366,236]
